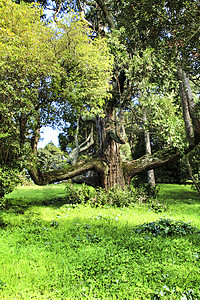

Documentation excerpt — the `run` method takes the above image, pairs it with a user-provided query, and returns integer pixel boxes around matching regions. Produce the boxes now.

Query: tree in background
[37,142,68,172]
[0,0,112,198]
[0,0,57,200]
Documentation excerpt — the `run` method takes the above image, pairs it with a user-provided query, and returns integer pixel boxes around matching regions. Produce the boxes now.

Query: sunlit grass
[1,183,200,299]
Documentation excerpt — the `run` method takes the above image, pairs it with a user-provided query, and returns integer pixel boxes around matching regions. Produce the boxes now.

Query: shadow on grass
[159,184,200,203]
[4,195,76,216]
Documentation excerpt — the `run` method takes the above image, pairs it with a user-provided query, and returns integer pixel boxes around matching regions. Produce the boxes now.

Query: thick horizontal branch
[29,159,107,186]
[123,147,181,185]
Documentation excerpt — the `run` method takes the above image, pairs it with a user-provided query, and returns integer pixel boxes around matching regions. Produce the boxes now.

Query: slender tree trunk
[143,112,156,187]
[178,67,195,145]
[185,154,200,194]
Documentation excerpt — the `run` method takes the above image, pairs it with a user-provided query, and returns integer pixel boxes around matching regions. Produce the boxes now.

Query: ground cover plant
[0,183,200,299]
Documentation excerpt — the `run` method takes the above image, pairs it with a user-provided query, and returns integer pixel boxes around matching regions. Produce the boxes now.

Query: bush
[134,218,200,237]
[149,200,168,213]
[0,213,7,227]
[133,183,160,202]
[63,183,163,208]
[65,184,96,204]
[104,185,136,207]
[153,287,200,299]
[64,184,137,207]
[0,167,21,209]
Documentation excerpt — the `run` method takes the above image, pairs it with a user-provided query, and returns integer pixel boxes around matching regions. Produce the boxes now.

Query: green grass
[0,183,200,299]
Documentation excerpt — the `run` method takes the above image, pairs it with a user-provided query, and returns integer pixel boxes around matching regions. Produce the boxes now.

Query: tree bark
[102,139,125,190]
[185,154,200,194]
[178,67,195,145]
[143,111,156,187]
[97,109,125,190]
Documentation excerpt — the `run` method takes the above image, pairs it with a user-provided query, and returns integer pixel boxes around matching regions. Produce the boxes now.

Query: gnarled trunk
[97,108,125,190]
[101,139,125,190]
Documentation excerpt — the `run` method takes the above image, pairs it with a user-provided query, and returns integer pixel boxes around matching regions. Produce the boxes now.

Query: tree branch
[96,0,114,29]
[29,158,107,186]
[123,147,181,185]
[53,2,62,23]
[69,122,94,163]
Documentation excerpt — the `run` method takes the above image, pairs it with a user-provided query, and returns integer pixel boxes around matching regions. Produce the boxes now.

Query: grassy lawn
[0,184,200,299]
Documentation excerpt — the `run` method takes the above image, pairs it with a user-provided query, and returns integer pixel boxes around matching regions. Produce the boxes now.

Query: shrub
[63,183,162,208]
[90,185,137,207]
[64,184,137,207]
[106,185,136,207]
[135,184,160,202]
[134,218,200,237]
[0,167,21,209]
[0,213,7,227]
[153,287,200,299]
[65,184,96,204]
[149,200,168,213]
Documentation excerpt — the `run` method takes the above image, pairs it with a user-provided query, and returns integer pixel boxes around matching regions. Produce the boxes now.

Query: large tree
[3,0,200,192]
[27,0,199,190]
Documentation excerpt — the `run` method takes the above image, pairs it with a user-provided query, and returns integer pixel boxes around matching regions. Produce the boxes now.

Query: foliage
[120,142,132,161]
[64,183,96,204]
[149,201,168,213]
[153,286,200,299]
[64,183,161,207]
[37,142,68,171]
[130,182,160,199]
[0,168,21,208]
[64,184,136,207]
[124,48,186,152]
[0,0,55,162]
[0,0,114,195]
[117,0,199,75]
[54,16,113,118]
[134,218,200,237]
[0,1,113,139]
[95,185,137,207]
[2,0,200,194]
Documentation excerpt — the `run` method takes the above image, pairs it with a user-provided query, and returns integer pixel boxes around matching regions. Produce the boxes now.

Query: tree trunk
[185,154,200,194]
[98,110,125,190]
[102,139,125,190]
[143,111,156,187]
[178,67,195,145]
